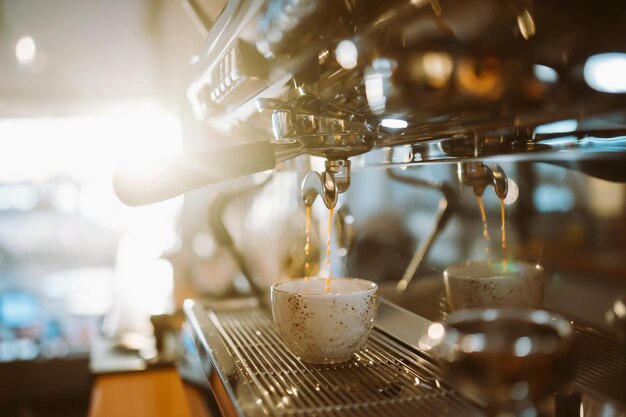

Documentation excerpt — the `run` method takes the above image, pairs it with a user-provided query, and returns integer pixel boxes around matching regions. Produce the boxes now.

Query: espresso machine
[114,1,626,416]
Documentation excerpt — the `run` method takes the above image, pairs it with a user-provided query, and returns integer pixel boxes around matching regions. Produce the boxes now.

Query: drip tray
[184,298,626,417]
[212,309,478,416]
[574,326,626,402]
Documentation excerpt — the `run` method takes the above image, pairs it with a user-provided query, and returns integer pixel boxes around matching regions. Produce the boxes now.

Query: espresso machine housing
[116,1,626,416]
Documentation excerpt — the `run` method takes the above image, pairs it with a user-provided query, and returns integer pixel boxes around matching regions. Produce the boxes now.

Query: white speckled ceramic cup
[271,277,378,364]
[444,261,544,311]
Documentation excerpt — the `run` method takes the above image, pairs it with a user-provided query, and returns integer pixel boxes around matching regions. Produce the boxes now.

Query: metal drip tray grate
[185,300,626,417]
[573,327,626,402]
[208,308,483,416]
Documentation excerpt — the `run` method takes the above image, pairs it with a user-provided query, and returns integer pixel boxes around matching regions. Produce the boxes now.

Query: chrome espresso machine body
[116,1,626,416]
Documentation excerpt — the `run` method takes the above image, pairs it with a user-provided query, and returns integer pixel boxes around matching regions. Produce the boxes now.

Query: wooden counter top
[89,368,212,417]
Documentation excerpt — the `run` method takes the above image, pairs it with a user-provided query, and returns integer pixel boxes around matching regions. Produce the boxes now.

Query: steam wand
[388,170,458,293]
[207,174,274,298]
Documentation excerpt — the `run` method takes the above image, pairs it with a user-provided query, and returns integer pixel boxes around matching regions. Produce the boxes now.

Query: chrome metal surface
[364,134,626,168]
[188,0,626,162]
[373,299,436,354]
[301,160,351,210]
[325,159,351,194]
[573,326,626,404]
[198,304,482,417]
[258,94,377,160]
[605,295,626,343]
[185,297,626,417]
[301,170,337,209]
[187,0,267,122]
[272,142,302,164]
[459,163,509,200]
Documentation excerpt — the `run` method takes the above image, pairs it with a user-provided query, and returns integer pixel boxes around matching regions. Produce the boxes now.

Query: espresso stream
[325,207,334,292]
[304,205,311,275]
[475,195,491,257]
[500,198,508,272]
[475,195,508,272]
[303,205,333,292]
[305,195,508,291]
[305,192,508,290]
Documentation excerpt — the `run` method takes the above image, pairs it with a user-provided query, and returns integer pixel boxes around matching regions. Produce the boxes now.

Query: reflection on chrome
[381,118,408,129]
[584,53,626,93]
[533,65,559,84]
[335,40,358,70]
[15,36,36,65]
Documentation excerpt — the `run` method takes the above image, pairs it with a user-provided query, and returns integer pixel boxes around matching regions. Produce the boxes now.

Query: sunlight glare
[15,36,36,65]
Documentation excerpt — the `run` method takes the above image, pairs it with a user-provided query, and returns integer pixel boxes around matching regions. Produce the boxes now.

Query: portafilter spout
[301,159,351,210]
[459,162,509,200]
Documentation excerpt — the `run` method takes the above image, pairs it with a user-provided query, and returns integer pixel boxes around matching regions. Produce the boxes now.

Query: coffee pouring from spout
[458,162,509,200]
[301,159,351,210]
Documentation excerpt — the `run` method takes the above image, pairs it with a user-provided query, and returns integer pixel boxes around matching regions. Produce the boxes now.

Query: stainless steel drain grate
[186,300,626,417]
[573,327,626,402]
[209,308,484,417]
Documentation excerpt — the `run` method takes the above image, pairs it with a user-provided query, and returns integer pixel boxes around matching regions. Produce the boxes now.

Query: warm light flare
[381,118,408,129]
[584,53,626,93]
[503,179,519,205]
[428,323,445,339]
[15,36,36,65]
[335,40,358,70]
[0,102,181,183]
[0,101,183,229]
[533,64,559,84]
[421,51,453,88]
[0,102,184,339]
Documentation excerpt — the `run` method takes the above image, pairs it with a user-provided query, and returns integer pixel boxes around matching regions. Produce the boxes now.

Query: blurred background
[0,1,207,415]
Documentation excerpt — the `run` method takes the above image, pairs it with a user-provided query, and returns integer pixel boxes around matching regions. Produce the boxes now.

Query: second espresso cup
[271,277,378,364]
[444,260,544,311]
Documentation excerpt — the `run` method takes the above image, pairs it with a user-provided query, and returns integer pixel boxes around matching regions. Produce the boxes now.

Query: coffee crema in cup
[444,260,544,311]
[271,277,378,364]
